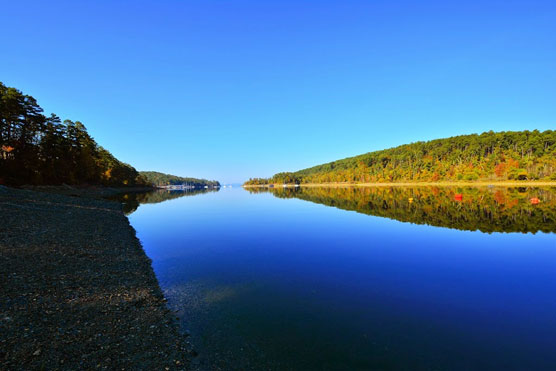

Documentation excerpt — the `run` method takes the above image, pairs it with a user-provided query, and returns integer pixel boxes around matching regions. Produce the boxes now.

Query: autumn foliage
[245,130,556,185]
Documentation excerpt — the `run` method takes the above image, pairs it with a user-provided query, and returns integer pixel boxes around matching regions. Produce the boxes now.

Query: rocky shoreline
[0,186,193,370]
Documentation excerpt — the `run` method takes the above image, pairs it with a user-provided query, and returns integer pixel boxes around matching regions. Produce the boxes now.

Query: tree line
[139,171,220,188]
[0,82,219,188]
[245,130,556,185]
[0,82,144,186]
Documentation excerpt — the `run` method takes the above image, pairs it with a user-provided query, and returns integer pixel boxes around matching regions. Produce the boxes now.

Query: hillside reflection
[249,186,556,233]
[109,188,218,214]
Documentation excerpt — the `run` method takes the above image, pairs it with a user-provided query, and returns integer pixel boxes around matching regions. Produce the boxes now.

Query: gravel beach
[0,186,193,370]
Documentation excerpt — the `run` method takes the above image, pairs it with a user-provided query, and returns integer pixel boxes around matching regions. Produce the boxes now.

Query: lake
[118,186,556,370]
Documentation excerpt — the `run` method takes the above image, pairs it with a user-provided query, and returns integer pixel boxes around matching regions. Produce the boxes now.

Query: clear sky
[2,1,555,183]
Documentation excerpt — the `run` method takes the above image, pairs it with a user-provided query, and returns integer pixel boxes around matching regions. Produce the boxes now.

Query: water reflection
[248,186,556,233]
[128,187,556,370]
[108,188,219,214]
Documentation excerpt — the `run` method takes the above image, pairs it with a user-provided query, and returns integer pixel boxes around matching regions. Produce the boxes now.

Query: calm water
[120,186,556,370]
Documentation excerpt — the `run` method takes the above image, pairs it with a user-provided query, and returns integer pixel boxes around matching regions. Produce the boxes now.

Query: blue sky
[2,1,555,183]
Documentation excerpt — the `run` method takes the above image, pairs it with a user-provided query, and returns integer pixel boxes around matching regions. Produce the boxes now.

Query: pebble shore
[0,186,193,370]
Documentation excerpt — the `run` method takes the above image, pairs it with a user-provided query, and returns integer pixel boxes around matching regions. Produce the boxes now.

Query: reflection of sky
[129,187,556,370]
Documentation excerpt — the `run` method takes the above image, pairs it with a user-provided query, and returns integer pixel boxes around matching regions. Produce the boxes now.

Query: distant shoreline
[243,181,556,188]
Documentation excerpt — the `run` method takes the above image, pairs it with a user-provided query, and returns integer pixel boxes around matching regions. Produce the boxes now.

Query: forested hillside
[245,130,556,185]
[140,171,220,188]
[0,82,144,186]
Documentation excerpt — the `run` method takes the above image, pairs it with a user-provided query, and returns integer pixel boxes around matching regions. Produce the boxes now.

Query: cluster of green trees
[0,82,144,186]
[139,171,220,188]
[245,131,556,185]
[249,186,556,233]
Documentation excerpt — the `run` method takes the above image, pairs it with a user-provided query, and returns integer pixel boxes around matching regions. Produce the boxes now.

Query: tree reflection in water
[248,186,556,233]
[108,188,219,215]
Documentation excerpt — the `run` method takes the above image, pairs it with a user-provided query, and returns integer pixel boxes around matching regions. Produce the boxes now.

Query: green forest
[0,82,145,186]
[248,186,556,234]
[139,171,220,188]
[245,130,556,185]
[0,82,218,188]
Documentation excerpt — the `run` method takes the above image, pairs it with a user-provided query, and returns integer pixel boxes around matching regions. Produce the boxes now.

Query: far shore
[243,181,556,188]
